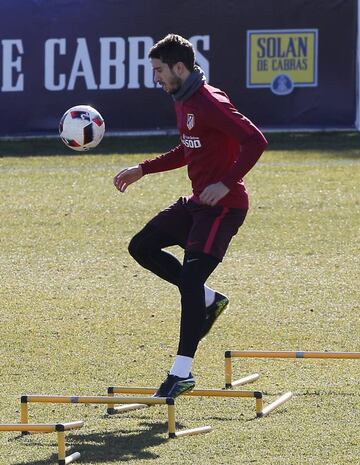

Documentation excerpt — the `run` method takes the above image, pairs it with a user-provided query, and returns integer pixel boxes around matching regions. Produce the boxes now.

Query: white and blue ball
[59,105,105,151]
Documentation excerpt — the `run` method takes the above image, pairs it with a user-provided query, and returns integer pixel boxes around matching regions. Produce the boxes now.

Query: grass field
[0,133,359,465]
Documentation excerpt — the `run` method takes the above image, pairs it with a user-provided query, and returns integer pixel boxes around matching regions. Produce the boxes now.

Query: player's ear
[173,62,186,76]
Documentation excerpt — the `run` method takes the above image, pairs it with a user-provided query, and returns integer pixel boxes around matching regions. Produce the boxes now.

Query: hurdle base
[169,425,212,438]
[107,404,150,415]
[225,372,260,389]
[59,452,81,465]
[256,392,293,418]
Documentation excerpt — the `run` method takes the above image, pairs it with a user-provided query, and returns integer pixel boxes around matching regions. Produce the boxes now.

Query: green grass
[0,133,359,465]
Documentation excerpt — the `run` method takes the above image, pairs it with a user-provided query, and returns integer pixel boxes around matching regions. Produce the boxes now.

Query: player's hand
[113,165,143,192]
[199,182,230,206]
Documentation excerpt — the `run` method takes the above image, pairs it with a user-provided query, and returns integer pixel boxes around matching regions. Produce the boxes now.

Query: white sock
[204,285,216,307]
[169,355,193,378]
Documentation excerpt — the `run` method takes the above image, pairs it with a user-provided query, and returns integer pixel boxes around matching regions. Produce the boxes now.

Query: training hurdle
[107,385,292,418]
[20,394,210,439]
[0,421,83,465]
[225,350,360,388]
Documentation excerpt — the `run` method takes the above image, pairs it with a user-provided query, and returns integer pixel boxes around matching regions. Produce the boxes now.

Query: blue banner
[0,0,357,136]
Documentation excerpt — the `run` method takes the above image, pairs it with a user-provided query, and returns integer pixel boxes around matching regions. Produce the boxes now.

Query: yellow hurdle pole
[22,394,168,422]
[255,393,264,417]
[226,350,360,387]
[109,386,293,420]
[229,350,360,360]
[0,424,56,433]
[109,386,261,398]
[57,431,66,463]
[108,386,263,417]
[225,351,233,388]
[20,398,29,424]
[20,397,30,435]
[21,394,166,422]
[56,423,83,465]
[107,387,115,413]
[167,399,176,439]
[23,395,168,406]
[165,398,211,439]
[108,386,155,395]
[23,394,165,422]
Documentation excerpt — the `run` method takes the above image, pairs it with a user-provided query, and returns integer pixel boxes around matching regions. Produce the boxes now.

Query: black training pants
[128,224,220,357]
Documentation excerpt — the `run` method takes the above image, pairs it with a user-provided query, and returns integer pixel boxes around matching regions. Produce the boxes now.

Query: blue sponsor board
[0,0,357,136]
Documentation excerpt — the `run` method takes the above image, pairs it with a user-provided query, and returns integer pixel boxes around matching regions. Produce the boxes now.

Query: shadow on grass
[0,132,360,157]
[11,421,183,464]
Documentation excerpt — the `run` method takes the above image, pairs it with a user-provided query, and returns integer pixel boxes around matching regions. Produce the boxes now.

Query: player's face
[151,58,182,94]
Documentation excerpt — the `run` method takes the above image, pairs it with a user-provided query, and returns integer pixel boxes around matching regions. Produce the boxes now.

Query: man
[113,34,268,398]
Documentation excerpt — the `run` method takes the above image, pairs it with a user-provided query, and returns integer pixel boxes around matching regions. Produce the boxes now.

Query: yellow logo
[247,29,318,95]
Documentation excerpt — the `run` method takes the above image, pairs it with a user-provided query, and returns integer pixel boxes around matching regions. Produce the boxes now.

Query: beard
[166,75,183,94]
[169,80,182,94]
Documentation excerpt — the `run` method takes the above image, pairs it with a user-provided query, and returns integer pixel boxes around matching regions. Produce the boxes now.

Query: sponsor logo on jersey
[181,134,202,148]
[186,113,195,130]
[246,29,318,95]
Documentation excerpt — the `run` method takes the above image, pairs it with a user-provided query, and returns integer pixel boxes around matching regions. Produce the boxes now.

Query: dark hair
[148,34,195,71]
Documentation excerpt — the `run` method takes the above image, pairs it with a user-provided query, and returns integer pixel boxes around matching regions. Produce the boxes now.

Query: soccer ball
[59,105,105,151]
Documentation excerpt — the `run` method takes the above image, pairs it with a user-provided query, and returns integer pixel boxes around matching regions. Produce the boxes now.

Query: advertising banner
[0,0,357,136]
[246,29,319,95]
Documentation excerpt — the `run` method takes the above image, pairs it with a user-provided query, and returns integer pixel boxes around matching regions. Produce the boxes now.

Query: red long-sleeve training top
[140,83,268,208]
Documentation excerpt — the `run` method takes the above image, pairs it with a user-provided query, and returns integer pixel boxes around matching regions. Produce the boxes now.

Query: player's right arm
[113,143,186,192]
[140,143,186,174]
[113,165,143,192]
[114,144,186,192]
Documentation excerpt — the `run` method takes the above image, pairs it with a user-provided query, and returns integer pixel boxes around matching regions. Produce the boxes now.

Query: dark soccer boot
[153,373,195,398]
[200,292,229,340]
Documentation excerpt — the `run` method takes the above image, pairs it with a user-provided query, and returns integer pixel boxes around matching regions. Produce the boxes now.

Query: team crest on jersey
[186,113,195,130]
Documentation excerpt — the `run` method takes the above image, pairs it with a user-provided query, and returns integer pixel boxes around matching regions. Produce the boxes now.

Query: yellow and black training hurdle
[0,421,83,465]
[225,350,360,388]
[107,385,293,419]
[20,394,211,439]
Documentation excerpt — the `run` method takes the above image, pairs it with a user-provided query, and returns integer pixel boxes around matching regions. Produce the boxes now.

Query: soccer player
[113,34,268,398]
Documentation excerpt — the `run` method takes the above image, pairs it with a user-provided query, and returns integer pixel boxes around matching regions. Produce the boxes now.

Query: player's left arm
[204,96,268,190]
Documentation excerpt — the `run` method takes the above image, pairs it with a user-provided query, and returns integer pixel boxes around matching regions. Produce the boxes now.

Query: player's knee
[128,232,145,261]
[128,226,159,261]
